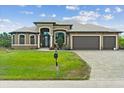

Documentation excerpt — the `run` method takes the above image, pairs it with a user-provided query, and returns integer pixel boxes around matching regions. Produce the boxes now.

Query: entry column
[38,34,40,48]
[50,34,53,48]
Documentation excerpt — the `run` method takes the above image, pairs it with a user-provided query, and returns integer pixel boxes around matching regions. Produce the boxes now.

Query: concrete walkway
[37,48,50,51]
[1,80,124,88]
[74,50,124,80]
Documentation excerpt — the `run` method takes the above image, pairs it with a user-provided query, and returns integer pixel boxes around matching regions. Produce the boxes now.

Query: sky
[0,5,124,33]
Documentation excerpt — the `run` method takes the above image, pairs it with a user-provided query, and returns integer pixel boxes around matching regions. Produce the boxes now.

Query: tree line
[119,36,124,49]
[0,32,11,48]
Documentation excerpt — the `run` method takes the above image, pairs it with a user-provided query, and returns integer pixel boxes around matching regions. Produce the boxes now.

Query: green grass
[0,49,91,80]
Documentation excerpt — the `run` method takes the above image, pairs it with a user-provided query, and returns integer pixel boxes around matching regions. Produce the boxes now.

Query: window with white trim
[30,35,35,44]
[19,35,25,44]
[55,32,65,44]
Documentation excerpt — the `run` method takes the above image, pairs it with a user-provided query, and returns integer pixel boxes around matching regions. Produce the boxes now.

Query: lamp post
[54,48,59,78]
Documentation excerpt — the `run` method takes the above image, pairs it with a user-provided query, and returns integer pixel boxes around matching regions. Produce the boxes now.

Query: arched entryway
[40,28,50,47]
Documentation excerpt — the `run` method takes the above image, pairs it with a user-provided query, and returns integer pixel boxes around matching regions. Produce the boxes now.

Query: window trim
[54,31,66,45]
[29,34,36,45]
[11,34,15,44]
[18,34,26,45]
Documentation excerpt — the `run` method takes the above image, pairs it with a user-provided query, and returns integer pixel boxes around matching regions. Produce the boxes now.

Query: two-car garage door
[73,36,100,50]
[72,36,116,50]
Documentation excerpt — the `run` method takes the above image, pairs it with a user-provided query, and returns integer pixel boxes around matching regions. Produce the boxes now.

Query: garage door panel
[103,36,116,49]
[73,36,100,50]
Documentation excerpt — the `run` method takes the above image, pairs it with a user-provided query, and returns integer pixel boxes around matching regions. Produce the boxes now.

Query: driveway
[74,50,124,80]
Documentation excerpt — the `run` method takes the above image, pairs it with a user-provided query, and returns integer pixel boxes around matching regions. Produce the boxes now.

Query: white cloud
[63,10,100,24]
[36,5,42,8]
[0,18,11,23]
[105,8,111,13]
[51,14,56,18]
[103,14,114,20]
[18,5,26,7]
[115,7,123,13]
[96,8,100,11]
[0,18,24,33]
[79,11,100,18]
[39,13,56,18]
[20,11,34,15]
[39,13,46,17]
[66,5,79,10]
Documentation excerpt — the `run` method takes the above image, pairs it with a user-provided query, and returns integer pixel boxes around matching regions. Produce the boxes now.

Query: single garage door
[103,36,116,49]
[73,36,100,50]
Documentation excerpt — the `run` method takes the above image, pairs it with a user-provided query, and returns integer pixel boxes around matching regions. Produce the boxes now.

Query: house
[10,21,121,50]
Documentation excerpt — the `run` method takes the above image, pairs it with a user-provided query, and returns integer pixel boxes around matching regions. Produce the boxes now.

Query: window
[55,32,65,44]
[12,35,15,44]
[30,35,35,44]
[19,35,25,44]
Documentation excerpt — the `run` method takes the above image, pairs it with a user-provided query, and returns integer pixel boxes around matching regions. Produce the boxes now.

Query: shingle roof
[53,20,121,32]
[70,23,121,32]
[10,26,38,33]
[10,20,122,33]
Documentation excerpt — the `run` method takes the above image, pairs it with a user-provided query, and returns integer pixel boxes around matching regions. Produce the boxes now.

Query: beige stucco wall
[53,25,71,31]
[11,33,38,49]
[13,33,38,44]
[11,22,120,50]
[35,24,71,34]
[35,24,54,35]
[35,23,71,48]
[11,45,38,49]
[15,34,18,44]
[12,32,119,50]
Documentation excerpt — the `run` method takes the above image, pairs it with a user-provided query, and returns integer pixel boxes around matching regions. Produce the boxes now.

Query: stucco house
[10,21,121,50]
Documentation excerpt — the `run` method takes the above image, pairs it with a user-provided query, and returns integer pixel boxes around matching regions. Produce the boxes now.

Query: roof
[69,23,121,32]
[10,20,122,33]
[10,26,38,34]
[34,20,72,26]
[34,22,56,25]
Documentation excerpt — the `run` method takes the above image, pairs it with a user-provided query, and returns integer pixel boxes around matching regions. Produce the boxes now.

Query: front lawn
[0,49,91,80]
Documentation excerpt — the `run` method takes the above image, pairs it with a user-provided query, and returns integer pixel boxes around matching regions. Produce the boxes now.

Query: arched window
[19,35,25,44]
[54,31,66,44]
[30,35,35,44]
[12,35,15,44]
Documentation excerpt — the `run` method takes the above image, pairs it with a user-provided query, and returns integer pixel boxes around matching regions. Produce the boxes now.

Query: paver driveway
[74,50,124,80]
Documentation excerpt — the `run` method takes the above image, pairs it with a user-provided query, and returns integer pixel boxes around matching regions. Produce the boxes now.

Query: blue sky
[0,5,124,33]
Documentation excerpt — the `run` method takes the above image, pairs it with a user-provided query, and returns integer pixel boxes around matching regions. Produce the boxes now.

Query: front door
[43,35,50,47]
[40,28,50,48]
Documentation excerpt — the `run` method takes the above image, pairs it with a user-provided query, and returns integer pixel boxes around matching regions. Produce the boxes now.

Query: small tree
[0,32,11,48]
[56,36,64,49]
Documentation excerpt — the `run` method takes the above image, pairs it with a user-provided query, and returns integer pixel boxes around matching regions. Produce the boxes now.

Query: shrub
[119,36,124,49]
[0,32,11,48]
[56,36,64,49]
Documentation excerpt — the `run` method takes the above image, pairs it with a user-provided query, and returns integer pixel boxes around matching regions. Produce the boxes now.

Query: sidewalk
[0,80,124,88]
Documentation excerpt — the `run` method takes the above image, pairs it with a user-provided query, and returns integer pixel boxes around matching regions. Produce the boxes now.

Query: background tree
[119,36,124,49]
[0,32,11,48]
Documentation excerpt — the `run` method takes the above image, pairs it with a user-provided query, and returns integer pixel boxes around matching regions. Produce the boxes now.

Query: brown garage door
[73,36,100,50]
[103,36,116,49]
